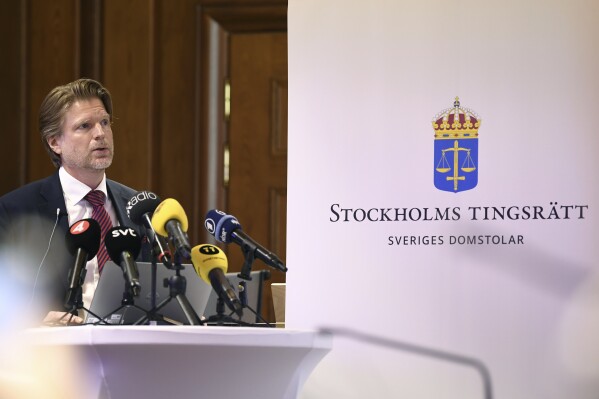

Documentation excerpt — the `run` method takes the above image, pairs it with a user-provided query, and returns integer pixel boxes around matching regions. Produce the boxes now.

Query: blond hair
[39,79,113,167]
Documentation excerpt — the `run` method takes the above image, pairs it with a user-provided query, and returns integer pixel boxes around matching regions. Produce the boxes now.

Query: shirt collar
[59,167,108,205]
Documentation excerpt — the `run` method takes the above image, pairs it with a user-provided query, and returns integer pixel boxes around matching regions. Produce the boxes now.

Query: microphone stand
[237,241,257,281]
[235,280,273,327]
[64,269,109,325]
[202,296,255,327]
[133,255,202,326]
[202,272,273,327]
[94,279,148,325]
[227,244,273,327]
[97,235,183,325]
[148,246,158,324]
[132,232,176,325]
[146,227,173,309]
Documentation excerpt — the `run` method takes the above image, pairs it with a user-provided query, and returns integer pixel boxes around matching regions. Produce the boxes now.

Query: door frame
[195,4,287,244]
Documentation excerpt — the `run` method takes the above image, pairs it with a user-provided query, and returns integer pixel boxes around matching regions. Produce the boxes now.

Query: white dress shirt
[58,167,118,315]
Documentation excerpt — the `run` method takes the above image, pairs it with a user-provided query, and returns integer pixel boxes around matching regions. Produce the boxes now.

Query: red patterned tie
[84,190,112,273]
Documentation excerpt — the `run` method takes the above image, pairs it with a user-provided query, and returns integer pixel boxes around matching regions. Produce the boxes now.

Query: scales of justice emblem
[432,97,481,193]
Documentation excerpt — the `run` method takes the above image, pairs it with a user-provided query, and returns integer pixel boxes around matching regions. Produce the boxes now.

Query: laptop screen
[85,261,212,325]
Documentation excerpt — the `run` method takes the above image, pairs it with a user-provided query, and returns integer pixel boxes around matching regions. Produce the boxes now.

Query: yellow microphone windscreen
[190,244,228,284]
[151,198,189,236]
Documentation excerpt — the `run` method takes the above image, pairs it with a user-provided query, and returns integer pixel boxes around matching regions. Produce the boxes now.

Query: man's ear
[47,135,62,154]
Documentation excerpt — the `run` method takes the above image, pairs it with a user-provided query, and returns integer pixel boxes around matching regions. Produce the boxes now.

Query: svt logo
[110,228,138,238]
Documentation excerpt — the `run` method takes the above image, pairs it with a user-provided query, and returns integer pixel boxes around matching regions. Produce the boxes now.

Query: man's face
[48,98,114,175]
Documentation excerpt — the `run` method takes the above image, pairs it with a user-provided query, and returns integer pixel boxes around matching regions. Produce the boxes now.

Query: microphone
[104,226,142,297]
[126,191,173,268]
[204,209,287,272]
[64,218,101,309]
[32,208,67,304]
[190,244,243,317]
[151,198,191,259]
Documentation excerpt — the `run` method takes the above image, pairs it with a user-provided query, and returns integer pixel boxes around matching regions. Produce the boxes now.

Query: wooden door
[196,4,288,323]
[227,32,288,323]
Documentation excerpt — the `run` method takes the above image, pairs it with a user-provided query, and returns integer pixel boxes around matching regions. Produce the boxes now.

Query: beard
[61,146,114,171]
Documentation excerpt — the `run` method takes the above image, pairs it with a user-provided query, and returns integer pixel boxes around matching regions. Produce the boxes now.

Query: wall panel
[101,0,153,191]
[154,0,199,237]
[0,1,24,193]
[27,0,79,182]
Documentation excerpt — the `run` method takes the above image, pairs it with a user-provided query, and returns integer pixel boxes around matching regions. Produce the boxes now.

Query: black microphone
[105,226,142,297]
[151,198,192,259]
[64,218,101,309]
[191,244,243,317]
[204,209,287,272]
[126,191,173,268]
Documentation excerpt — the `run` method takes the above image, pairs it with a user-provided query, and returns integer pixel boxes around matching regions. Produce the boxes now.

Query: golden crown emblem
[432,97,481,139]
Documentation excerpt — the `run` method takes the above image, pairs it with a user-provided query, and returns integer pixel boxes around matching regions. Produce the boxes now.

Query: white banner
[287,0,599,398]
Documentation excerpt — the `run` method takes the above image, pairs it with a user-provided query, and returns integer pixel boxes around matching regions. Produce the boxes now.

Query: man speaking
[0,79,147,325]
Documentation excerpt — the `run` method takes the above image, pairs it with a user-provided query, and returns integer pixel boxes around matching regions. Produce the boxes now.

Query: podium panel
[24,326,332,399]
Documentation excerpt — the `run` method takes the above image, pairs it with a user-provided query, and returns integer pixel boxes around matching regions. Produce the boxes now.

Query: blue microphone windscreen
[205,209,242,243]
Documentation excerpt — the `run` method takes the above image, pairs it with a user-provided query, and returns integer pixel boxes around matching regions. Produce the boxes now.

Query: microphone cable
[318,326,493,399]
[29,208,63,308]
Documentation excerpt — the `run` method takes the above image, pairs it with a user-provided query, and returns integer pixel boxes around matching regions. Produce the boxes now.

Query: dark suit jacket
[0,171,148,320]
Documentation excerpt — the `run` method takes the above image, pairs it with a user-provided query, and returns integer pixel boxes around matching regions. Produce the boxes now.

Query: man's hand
[42,311,83,326]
